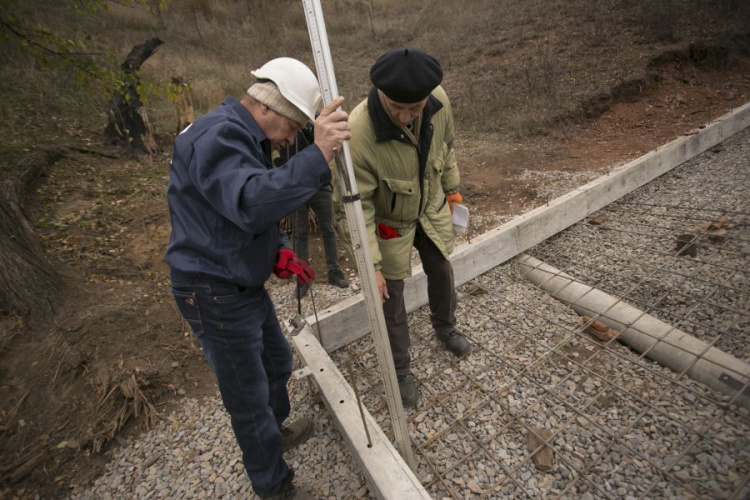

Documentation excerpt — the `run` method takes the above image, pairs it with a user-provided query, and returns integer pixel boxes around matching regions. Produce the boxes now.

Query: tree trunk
[105,37,164,155]
[171,76,195,134]
[0,150,64,320]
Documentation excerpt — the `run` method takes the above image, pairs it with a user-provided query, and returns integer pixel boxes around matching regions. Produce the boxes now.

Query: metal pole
[300,0,416,470]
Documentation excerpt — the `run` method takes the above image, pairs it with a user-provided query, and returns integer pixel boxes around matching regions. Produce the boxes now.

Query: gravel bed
[332,128,750,499]
[72,130,748,499]
[531,129,749,362]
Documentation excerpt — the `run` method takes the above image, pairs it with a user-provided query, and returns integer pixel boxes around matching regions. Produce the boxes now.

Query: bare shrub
[582,0,621,48]
[634,0,682,43]
[521,43,564,103]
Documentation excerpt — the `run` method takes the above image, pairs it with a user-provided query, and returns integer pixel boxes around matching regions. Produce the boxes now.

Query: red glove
[377,223,400,240]
[273,249,316,284]
[445,191,463,213]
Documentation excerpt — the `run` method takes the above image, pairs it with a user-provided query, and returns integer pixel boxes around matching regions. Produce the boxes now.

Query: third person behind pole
[274,123,350,299]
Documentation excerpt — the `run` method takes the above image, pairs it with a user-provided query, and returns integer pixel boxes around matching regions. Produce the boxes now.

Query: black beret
[370,48,443,103]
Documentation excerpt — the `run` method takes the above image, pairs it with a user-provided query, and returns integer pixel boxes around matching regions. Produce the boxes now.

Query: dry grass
[1,0,748,146]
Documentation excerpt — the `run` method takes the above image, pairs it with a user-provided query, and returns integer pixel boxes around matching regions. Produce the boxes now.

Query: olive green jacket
[335,85,460,280]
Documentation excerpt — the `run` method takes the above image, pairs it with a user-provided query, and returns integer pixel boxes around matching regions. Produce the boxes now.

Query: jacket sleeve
[190,121,331,234]
[438,92,460,193]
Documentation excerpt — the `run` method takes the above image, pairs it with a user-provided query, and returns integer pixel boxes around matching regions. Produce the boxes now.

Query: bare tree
[0,151,65,322]
[105,37,164,155]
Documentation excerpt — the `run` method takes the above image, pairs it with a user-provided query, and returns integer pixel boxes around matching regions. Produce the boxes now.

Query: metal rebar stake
[346,356,373,448]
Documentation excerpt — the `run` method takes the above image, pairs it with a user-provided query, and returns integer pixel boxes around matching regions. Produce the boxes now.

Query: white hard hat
[251,57,322,123]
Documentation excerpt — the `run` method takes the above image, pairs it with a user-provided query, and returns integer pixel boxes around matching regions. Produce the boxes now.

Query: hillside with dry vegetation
[1,0,749,497]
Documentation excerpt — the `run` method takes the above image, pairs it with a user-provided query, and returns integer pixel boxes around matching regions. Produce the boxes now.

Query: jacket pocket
[376,226,415,278]
[383,177,417,221]
[172,288,205,338]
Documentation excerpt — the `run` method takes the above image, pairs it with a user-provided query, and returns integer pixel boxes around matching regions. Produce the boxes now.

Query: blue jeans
[292,185,340,273]
[171,281,292,498]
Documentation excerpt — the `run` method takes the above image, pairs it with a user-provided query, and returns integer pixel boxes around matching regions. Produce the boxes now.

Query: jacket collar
[367,86,443,143]
[224,96,272,165]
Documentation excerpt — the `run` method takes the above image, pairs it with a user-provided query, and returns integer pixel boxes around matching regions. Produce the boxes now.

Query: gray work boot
[281,417,314,452]
[437,329,472,358]
[266,470,316,500]
[328,269,349,288]
[397,373,419,407]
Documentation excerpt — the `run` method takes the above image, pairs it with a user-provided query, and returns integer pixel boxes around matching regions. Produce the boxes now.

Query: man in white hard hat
[166,57,350,499]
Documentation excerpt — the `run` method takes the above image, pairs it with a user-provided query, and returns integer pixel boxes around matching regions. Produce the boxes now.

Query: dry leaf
[466,283,490,296]
[580,316,621,341]
[702,215,728,231]
[589,215,607,226]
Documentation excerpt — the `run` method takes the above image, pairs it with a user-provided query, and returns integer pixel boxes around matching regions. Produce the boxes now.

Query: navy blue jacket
[166,97,331,287]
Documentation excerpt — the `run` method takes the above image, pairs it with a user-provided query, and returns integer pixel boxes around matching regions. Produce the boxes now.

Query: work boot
[281,417,314,452]
[266,470,316,500]
[328,269,349,288]
[397,373,419,407]
[296,282,309,300]
[437,329,472,358]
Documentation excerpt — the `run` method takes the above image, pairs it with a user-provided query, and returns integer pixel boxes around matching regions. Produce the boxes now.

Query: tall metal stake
[301,0,416,470]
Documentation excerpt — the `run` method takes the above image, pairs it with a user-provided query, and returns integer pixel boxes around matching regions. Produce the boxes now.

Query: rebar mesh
[331,128,749,499]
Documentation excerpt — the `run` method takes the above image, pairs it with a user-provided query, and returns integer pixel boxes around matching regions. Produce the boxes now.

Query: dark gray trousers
[383,225,457,375]
[291,185,340,273]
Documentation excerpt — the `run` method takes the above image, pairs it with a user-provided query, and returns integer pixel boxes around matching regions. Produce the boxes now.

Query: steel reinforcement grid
[330,127,749,499]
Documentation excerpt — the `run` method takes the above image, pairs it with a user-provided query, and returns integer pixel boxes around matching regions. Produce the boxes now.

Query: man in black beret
[336,48,470,407]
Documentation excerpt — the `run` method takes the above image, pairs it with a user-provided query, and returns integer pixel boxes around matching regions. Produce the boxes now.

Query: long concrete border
[291,102,750,499]
[310,101,750,353]
[290,326,431,500]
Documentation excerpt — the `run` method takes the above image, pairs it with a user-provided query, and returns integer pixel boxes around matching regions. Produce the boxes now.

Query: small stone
[467,479,483,494]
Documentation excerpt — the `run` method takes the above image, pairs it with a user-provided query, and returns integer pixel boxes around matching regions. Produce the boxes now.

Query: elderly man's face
[383,95,428,127]
[262,108,304,151]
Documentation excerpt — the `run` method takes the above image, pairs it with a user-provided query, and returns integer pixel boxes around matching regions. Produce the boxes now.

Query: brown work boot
[265,470,316,500]
[281,417,314,452]
[397,373,419,407]
[437,329,472,358]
